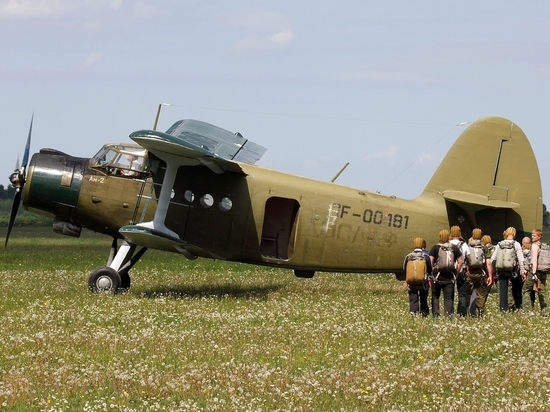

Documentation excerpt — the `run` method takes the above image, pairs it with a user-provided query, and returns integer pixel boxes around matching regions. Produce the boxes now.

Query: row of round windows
[182,190,233,211]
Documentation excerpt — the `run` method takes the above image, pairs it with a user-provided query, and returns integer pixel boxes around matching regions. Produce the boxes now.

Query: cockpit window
[91,144,149,178]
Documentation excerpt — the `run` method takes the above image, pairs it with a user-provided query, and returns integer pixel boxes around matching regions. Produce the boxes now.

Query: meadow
[1,228,550,411]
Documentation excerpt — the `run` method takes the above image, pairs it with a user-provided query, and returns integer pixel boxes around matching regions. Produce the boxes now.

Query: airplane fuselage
[22,149,448,274]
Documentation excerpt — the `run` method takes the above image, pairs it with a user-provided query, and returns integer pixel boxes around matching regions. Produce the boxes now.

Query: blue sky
[2,1,550,200]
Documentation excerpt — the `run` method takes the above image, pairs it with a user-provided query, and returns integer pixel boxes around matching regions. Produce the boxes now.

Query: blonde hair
[471,228,482,240]
[438,229,450,243]
[413,237,424,249]
[450,225,461,238]
[533,228,543,238]
[504,227,517,239]
[481,235,492,245]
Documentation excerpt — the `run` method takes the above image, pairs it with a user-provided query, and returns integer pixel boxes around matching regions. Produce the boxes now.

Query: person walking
[429,229,463,317]
[403,237,432,317]
[490,227,526,312]
[522,229,548,314]
[466,228,493,317]
[450,226,470,317]
[521,236,536,310]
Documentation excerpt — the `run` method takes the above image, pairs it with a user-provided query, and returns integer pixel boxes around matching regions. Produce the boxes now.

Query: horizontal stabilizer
[443,190,519,209]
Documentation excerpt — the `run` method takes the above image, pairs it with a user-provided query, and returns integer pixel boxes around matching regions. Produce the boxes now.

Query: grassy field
[1,228,550,411]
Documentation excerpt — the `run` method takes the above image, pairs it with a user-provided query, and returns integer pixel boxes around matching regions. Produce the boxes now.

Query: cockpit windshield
[90,144,149,178]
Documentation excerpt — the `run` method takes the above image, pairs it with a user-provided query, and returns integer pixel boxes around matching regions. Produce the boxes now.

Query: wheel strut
[88,238,147,293]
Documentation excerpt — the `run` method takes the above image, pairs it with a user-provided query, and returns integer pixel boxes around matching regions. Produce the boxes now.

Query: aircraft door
[260,197,300,260]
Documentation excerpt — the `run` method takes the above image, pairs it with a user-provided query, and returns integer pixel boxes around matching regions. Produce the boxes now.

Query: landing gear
[88,267,121,292]
[87,238,146,293]
[294,269,315,278]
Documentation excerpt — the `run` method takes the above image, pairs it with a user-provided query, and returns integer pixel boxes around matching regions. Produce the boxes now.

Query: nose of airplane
[22,149,88,224]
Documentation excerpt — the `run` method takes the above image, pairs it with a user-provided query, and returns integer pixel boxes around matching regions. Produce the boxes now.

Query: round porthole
[219,197,233,211]
[200,194,214,208]
[184,190,195,203]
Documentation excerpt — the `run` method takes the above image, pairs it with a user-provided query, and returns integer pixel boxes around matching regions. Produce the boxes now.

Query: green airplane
[6,115,543,292]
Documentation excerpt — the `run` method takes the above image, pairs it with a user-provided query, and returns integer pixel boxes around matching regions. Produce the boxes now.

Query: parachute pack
[468,239,485,270]
[405,251,427,285]
[495,240,517,271]
[523,248,532,271]
[537,243,550,273]
[436,242,455,272]
[484,243,495,260]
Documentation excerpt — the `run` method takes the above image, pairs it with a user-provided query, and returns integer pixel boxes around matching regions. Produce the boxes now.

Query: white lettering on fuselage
[88,176,105,184]
[324,202,339,233]
[307,202,409,245]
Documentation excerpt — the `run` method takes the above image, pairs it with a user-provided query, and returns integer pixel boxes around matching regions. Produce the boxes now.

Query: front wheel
[88,267,122,293]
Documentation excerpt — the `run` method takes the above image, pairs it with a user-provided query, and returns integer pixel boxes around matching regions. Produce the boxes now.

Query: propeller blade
[21,113,33,168]
[5,114,34,249]
[4,190,22,248]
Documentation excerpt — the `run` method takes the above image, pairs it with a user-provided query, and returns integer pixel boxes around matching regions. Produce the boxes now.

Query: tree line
[0,184,52,227]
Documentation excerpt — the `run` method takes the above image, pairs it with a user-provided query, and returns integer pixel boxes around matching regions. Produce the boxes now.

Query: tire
[88,267,122,293]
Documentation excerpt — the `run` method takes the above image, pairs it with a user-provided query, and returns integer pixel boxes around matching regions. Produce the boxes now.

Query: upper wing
[129,119,267,174]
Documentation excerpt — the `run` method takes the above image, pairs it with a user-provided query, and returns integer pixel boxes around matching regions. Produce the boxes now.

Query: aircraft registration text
[335,203,410,229]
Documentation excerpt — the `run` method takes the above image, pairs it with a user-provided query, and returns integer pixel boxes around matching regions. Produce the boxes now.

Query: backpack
[537,243,550,273]
[468,239,485,269]
[495,240,517,271]
[523,248,532,271]
[455,240,466,273]
[405,251,427,285]
[484,243,495,260]
[436,242,455,272]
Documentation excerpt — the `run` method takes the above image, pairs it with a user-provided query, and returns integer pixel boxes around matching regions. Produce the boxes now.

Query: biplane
[6,115,543,292]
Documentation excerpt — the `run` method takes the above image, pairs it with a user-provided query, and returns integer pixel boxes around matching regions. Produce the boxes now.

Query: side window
[119,155,146,177]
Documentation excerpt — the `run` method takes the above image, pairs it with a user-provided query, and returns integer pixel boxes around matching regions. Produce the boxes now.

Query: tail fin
[422,116,542,240]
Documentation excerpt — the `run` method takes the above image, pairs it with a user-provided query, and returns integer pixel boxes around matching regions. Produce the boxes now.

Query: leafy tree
[0,184,15,200]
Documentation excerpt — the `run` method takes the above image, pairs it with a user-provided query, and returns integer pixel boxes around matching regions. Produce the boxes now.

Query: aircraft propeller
[5,114,33,248]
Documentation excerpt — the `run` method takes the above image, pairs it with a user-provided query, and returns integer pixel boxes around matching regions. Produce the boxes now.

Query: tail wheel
[88,267,121,293]
[294,269,315,278]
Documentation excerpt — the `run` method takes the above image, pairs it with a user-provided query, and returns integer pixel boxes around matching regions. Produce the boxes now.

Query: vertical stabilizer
[422,116,542,239]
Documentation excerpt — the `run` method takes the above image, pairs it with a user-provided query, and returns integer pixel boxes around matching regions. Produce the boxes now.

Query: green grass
[1,228,550,411]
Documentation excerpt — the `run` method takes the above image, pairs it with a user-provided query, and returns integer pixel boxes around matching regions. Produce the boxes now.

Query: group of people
[403,225,548,317]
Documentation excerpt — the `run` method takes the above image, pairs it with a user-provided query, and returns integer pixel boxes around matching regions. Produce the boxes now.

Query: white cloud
[269,29,294,47]
[132,1,158,18]
[229,29,295,57]
[414,152,432,163]
[364,144,399,161]
[80,52,103,69]
[239,11,290,30]
[339,70,425,84]
[0,0,123,19]
[302,158,319,170]
[0,0,68,18]
[108,0,123,10]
